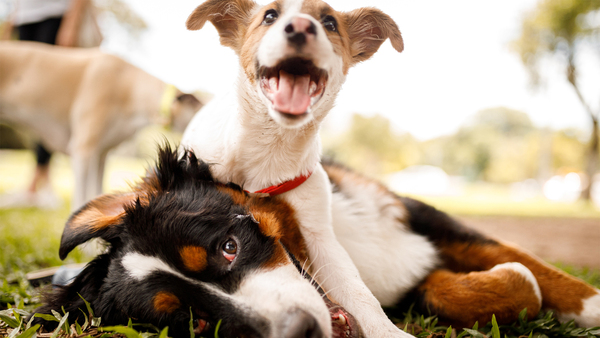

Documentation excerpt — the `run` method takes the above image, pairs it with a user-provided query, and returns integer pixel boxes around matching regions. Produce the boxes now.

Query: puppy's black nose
[285,17,317,47]
[281,309,324,338]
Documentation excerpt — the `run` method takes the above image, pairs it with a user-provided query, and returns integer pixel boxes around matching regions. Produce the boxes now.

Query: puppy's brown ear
[59,193,136,260]
[345,7,403,64]
[186,0,257,51]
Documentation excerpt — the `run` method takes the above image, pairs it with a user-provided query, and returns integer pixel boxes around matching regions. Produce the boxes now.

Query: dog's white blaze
[122,252,182,281]
[233,264,332,338]
[283,0,304,13]
[557,291,600,328]
[490,262,542,308]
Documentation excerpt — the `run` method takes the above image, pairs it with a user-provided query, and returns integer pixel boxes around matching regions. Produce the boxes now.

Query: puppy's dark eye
[322,15,337,32]
[263,9,279,25]
[222,239,237,262]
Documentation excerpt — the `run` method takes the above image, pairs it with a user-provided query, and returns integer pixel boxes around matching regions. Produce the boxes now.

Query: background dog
[33,147,600,337]
[0,40,202,210]
[181,0,406,336]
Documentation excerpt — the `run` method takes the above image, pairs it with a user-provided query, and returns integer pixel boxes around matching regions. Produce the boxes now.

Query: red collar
[247,171,312,197]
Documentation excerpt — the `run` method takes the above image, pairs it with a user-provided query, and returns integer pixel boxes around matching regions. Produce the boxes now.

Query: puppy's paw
[362,319,413,338]
[558,291,600,328]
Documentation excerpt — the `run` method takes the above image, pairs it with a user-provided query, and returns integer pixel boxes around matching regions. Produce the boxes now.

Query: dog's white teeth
[335,314,347,325]
[269,77,279,91]
[309,81,317,95]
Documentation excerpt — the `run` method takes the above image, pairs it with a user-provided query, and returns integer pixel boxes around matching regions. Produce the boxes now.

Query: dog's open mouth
[259,57,328,117]
[325,296,361,338]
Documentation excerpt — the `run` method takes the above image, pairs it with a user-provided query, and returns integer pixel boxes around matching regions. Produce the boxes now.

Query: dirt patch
[459,216,600,269]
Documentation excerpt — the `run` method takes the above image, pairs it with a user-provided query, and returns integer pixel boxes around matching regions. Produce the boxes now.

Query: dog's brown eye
[322,15,337,32]
[222,239,237,262]
[263,9,279,25]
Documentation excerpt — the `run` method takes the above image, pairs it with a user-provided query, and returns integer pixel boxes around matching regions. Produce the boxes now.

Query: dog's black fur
[31,147,292,337]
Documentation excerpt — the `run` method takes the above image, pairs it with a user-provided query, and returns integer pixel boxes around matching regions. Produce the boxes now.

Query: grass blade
[0,313,21,328]
[77,293,95,318]
[101,326,142,338]
[78,308,89,330]
[189,308,195,338]
[214,319,222,338]
[158,327,169,338]
[50,312,69,338]
[444,326,453,338]
[8,318,23,338]
[491,314,500,338]
[15,324,39,338]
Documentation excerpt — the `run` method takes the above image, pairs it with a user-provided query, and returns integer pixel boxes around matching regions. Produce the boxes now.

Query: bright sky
[5,0,600,140]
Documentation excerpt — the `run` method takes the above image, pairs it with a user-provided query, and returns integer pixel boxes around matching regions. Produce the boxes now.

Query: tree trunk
[565,57,598,200]
[581,116,599,200]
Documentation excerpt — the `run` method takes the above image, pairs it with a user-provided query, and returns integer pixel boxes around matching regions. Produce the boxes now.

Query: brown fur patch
[263,242,292,269]
[217,185,248,205]
[180,246,208,272]
[299,0,353,74]
[187,0,258,51]
[153,291,181,314]
[249,208,282,239]
[419,268,541,327]
[239,1,283,83]
[343,7,403,64]
[69,192,136,231]
[438,241,598,317]
[247,196,309,266]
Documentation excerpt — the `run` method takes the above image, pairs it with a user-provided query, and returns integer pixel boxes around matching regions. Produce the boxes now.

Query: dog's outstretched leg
[416,262,542,327]
[438,241,600,327]
[401,196,600,328]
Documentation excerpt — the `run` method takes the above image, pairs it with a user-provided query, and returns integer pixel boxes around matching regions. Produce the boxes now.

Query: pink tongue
[273,71,311,115]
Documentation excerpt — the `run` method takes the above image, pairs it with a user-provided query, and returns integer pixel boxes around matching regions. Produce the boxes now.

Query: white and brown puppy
[0,41,202,210]
[181,0,405,336]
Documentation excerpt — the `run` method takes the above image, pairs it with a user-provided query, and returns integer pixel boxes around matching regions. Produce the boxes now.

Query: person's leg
[27,144,52,193]
[33,17,62,44]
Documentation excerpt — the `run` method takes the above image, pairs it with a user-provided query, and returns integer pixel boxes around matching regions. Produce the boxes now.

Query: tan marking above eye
[153,291,181,314]
[249,209,282,239]
[180,246,208,272]
[216,185,247,205]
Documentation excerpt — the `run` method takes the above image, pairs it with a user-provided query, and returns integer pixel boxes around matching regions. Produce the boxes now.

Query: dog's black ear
[60,193,135,259]
[186,0,257,51]
[344,7,403,64]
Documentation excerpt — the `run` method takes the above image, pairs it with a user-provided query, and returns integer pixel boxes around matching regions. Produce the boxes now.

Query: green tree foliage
[323,114,420,178]
[422,107,540,183]
[513,0,600,199]
[324,109,589,184]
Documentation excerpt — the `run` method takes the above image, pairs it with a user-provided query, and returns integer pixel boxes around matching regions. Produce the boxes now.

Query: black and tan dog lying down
[32,147,600,337]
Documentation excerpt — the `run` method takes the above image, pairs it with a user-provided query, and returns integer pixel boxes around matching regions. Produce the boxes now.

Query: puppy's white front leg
[284,165,412,338]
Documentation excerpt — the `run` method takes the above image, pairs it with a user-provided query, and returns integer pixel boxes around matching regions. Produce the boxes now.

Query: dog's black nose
[287,31,307,46]
[281,309,324,338]
[285,17,317,47]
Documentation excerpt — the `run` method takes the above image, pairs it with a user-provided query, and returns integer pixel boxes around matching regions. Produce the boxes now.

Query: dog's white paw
[362,320,414,338]
[558,291,600,328]
[490,262,542,307]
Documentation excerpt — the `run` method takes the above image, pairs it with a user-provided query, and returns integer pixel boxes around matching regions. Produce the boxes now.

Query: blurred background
[0,0,599,292]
